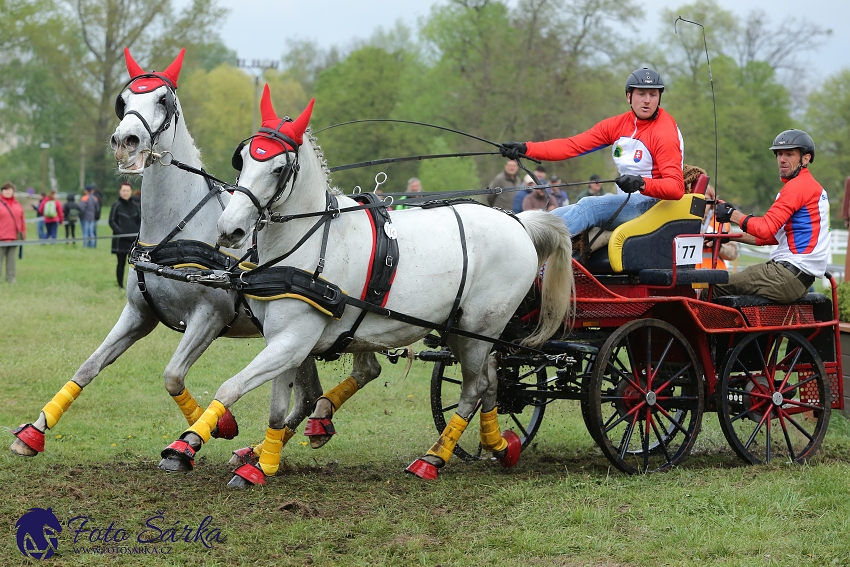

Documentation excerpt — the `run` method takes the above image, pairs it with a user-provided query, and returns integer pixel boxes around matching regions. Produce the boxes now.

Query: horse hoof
[229,446,259,467]
[229,463,266,488]
[159,440,195,472]
[304,417,335,449]
[498,430,521,469]
[11,423,45,455]
[211,408,239,440]
[405,458,439,480]
[10,438,39,457]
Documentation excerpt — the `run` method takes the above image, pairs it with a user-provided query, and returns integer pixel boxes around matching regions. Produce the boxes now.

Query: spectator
[521,176,557,211]
[79,184,101,248]
[548,175,569,207]
[0,182,26,283]
[109,182,142,288]
[38,190,64,240]
[487,160,523,211]
[512,166,548,213]
[63,194,81,243]
[395,177,422,211]
[32,193,47,239]
[577,174,605,200]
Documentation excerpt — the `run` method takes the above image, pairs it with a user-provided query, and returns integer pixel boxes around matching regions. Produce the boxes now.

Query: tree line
[0,0,846,217]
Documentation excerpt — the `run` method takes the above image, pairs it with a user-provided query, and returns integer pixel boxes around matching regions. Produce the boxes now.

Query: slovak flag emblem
[255,148,266,156]
[138,85,148,90]
[633,150,643,163]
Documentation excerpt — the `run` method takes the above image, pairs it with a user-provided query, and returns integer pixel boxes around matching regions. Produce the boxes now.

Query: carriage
[419,172,843,474]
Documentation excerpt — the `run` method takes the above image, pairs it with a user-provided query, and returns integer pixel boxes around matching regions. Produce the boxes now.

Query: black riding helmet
[625,68,665,94]
[769,129,815,164]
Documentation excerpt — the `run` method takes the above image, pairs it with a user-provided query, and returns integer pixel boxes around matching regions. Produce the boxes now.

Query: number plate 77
[674,236,703,265]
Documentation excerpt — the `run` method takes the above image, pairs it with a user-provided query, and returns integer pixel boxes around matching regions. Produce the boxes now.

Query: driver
[500,68,684,237]
[713,130,828,303]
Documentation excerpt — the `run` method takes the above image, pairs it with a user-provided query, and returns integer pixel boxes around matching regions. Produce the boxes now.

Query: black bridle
[230,120,302,227]
[115,74,180,151]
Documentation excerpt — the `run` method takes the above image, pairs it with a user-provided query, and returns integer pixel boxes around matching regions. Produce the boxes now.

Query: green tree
[806,69,850,218]
[417,137,480,193]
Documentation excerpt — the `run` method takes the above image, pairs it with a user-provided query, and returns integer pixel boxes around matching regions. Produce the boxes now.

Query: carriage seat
[583,174,709,274]
[638,268,728,286]
[712,293,830,309]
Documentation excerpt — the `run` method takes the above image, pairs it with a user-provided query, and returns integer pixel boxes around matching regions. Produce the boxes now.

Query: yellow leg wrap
[322,376,359,413]
[426,413,469,464]
[186,400,226,444]
[258,427,290,476]
[42,381,82,430]
[172,388,204,425]
[253,426,295,457]
[479,408,508,453]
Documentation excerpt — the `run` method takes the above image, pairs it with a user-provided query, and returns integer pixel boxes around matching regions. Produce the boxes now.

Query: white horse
[157,84,574,483]
[10,50,325,478]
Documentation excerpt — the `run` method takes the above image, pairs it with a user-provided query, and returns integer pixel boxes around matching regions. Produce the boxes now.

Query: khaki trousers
[713,260,809,304]
[0,245,16,282]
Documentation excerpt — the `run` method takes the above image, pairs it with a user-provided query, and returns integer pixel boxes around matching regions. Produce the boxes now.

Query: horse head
[218,84,315,248]
[111,48,185,174]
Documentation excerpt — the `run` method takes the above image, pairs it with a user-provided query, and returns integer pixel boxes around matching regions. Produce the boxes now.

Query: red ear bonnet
[248,84,315,161]
[124,48,185,94]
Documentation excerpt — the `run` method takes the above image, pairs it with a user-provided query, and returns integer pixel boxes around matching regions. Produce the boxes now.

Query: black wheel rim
[717,331,831,465]
[588,319,704,474]
[430,355,546,462]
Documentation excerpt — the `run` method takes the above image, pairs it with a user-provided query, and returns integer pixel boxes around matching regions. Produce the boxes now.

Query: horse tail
[516,211,574,349]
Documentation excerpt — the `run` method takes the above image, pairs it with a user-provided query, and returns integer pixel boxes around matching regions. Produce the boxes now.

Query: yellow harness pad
[479,408,508,453]
[608,194,705,273]
[427,413,469,464]
[323,376,359,412]
[186,400,227,443]
[42,381,82,430]
[172,388,204,425]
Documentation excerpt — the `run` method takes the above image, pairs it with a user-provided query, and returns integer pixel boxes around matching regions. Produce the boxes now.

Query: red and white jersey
[524,108,684,200]
[745,168,830,278]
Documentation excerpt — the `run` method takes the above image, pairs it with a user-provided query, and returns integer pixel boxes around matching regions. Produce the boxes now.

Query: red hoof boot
[12,424,45,453]
[232,463,266,486]
[304,417,336,438]
[405,458,439,480]
[160,440,196,470]
[232,446,259,466]
[211,408,239,440]
[498,431,521,469]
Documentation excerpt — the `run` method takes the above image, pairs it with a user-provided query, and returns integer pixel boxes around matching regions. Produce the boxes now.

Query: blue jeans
[36,218,46,239]
[44,222,58,240]
[551,192,659,236]
[81,220,96,247]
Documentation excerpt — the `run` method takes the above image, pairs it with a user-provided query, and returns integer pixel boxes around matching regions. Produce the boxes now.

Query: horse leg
[306,352,382,448]
[11,302,158,456]
[228,357,322,468]
[478,355,521,468]
[159,322,321,473]
[161,313,239,439]
[406,338,496,479]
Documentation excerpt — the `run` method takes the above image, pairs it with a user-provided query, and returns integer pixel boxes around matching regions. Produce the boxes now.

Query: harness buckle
[138,281,147,293]
[177,220,187,231]
[385,255,394,267]
[316,258,325,271]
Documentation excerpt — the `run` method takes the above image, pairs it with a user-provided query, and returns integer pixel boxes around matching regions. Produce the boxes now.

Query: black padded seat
[638,269,729,286]
[712,293,830,308]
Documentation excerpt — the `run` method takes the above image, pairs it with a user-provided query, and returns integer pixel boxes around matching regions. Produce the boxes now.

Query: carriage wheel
[430,355,546,462]
[717,331,830,465]
[587,319,704,474]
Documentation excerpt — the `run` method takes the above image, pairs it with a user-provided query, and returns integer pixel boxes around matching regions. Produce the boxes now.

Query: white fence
[736,228,848,285]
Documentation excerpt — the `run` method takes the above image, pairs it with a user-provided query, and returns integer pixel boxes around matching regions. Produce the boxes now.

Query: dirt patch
[275,500,319,518]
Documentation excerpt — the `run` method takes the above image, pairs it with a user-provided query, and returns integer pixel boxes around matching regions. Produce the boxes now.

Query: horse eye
[158,95,167,106]
[271,166,284,175]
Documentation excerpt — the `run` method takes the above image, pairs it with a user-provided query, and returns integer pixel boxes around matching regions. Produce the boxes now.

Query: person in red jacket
[38,190,64,240]
[714,130,828,303]
[0,181,27,282]
[500,67,684,236]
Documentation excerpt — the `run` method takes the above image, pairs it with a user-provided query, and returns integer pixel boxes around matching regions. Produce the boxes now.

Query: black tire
[587,319,704,474]
[717,331,830,464]
[430,354,546,462]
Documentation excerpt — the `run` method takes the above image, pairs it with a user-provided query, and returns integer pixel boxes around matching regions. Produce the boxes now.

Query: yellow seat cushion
[608,194,706,273]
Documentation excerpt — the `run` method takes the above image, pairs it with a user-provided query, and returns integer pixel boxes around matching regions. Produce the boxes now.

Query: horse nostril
[110,135,119,149]
[124,135,140,149]
[230,228,246,242]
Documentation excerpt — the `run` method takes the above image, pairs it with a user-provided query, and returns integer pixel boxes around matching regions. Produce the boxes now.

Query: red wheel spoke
[649,336,676,389]
[752,339,773,388]
[649,413,673,464]
[776,409,797,461]
[776,345,803,393]
[728,387,772,401]
[618,412,639,460]
[645,328,653,390]
[654,405,692,439]
[729,399,769,423]
[641,407,651,471]
[765,412,772,463]
[623,337,645,391]
[606,360,645,395]
[781,373,819,395]
[650,361,695,397]
[780,409,815,442]
[780,399,826,411]
[744,405,773,451]
[604,401,646,435]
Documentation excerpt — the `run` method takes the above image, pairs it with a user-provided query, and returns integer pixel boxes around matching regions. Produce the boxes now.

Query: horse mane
[305,127,341,196]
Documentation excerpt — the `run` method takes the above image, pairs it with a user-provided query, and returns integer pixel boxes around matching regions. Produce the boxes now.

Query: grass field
[2,240,850,566]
